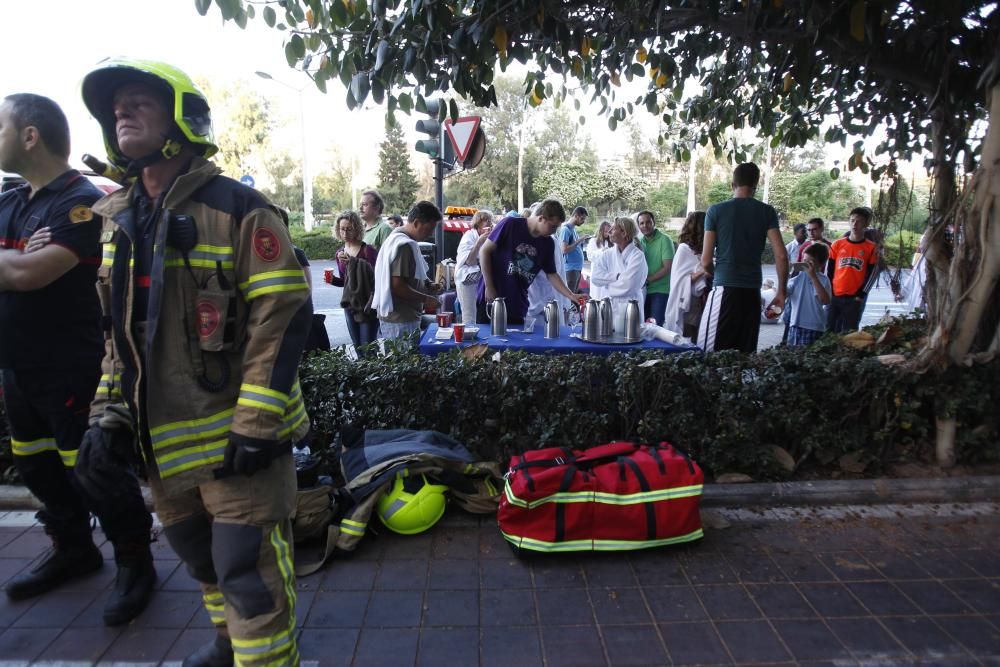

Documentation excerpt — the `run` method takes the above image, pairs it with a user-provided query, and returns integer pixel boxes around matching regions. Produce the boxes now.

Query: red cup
[323,269,334,284]
[453,323,465,343]
[425,300,437,315]
[437,312,453,327]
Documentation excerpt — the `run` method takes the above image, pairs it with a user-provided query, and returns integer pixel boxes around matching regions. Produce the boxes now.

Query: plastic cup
[323,269,334,284]
[437,311,453,327]
[453,323,465,343]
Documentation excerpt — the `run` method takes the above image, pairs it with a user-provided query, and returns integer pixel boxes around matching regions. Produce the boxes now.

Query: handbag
[497,441,704,554]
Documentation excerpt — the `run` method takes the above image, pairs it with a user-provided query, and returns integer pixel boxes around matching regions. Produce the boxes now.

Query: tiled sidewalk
[0,503,998,666]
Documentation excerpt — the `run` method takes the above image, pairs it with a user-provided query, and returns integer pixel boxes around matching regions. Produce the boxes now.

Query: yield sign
[444,116,482,163]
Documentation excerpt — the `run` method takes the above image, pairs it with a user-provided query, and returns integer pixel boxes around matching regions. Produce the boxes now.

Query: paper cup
[453,323,465,343]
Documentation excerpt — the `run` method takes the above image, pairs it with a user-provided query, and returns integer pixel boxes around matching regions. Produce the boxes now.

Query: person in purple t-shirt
[476,199,585,324]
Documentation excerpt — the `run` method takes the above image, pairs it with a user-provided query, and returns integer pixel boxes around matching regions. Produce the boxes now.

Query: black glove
[224,433,288,476]
[75,424,133,503]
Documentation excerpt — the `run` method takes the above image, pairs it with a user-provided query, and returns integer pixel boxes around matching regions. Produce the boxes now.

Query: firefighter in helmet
[81,57,312,667]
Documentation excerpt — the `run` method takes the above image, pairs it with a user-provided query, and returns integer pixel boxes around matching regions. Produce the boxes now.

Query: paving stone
[695,584,762,621]
[602,624,668,666]
[895,579,975,615]
[725,551,788,583]
[481,557,533,588]
[880,616,969,658]
[363,590,423,627]
[583,557,640,588]
[377,532,433,560]
[814,550,881,581]
[481,626,543,667]
[798,582,870,617]
[319,558,379,591]
[951,548,1000,578]
[907,548,980,579]
[295,627,358,667]
[416,626,478,666]
[846,581,921,616]
[591,586,650,625]
[11,590,92,628]
[540,623,606,667]
[159,626,218,662]
[826,617,908,659]
[422,589,478,627]
[304,590,370,627]
[771,553,836,582]
[771,619,851,662]
[659,621,732,665]
[535,587,594,626]
[480,588,536,626]
[431,527,480,559]
[428,557,479,589]
[532,561,586,588]
[644,585,708,622]
[714,619,791,664]
[354,627,419,666]
[629,552,688,586]
[945,578,1000,614]
[0,626,62,661]
[744,583,817,619]
[101,626,181,662]
[374,558,428,590]
[681,554,738,585]
[863,549,932,579]
[0,593,32,628]
[933,615,1000,657]
[480,525,513,559]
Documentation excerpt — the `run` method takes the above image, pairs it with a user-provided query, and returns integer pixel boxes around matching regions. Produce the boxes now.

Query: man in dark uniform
[0,93,155,625]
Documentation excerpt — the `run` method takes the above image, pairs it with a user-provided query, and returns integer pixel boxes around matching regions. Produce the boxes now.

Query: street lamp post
[255,71,313,232]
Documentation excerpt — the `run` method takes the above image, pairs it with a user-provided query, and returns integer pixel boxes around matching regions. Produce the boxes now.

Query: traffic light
[415,98,444,158]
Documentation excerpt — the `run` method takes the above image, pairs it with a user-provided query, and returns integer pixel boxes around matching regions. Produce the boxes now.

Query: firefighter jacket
[90,158,312,495]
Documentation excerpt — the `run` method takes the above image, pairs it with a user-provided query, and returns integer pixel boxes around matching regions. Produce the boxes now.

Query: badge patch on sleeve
[68,205,94,224]
[252,228,281,262]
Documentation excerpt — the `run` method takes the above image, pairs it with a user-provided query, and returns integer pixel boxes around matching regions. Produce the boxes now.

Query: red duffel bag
[498,441,704,553]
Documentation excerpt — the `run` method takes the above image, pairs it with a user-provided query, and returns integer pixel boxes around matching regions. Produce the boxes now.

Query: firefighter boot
[102,538,156,626]
[5,525,102,600]
[182,633,234,667]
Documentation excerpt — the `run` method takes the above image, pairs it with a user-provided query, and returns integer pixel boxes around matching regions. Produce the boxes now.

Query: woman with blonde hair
[589,216,648,327]
[664,211,709,340]
[586,220,613,262]
[329,209,379,351]
[455,209,494,323]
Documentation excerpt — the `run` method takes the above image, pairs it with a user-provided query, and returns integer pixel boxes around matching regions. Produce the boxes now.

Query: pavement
[1,495,998,666]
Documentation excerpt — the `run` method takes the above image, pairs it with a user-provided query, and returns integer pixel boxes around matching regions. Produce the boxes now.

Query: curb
[2,476,998,512]
[701,475,1000,507]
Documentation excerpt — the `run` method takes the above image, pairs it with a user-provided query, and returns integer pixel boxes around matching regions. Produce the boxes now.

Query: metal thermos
[489,297,507,336]
[582,299,601,342]
[624,299,642,342]
[599,297,614,336]
[543,300,561,339]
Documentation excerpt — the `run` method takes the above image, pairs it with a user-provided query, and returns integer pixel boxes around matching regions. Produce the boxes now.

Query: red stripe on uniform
[136,275,151,288]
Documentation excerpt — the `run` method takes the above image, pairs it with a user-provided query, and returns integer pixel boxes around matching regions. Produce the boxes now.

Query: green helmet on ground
[81,57,218,170]
[376,472,448,535]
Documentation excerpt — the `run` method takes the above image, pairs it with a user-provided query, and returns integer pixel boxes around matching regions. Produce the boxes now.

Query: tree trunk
[916,82,1000,465]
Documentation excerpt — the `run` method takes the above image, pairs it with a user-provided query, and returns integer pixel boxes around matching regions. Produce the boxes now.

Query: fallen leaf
[839,451,868,473]
[770,445,795,471]
[715,473,753,484]
[638,359,662,368]
[877,324,902,344]
[700,510,731,530]
[461,344,490,360]
[876,354,907,365]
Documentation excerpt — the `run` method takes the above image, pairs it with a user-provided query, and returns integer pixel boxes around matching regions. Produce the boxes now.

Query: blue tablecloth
[418,323,698,357]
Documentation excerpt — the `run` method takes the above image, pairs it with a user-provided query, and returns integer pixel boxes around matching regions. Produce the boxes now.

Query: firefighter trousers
[150,454,299,667]
[1,367,152,542]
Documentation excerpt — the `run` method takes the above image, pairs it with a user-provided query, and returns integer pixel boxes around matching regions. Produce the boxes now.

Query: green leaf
[290,34,306,58]
[285,41,300,67]
[398,92,413,113]
[351,72,371,106]
[262,5,276,25]
[194,0,211,17]
[234,7,248,29]
[829,167,841,179]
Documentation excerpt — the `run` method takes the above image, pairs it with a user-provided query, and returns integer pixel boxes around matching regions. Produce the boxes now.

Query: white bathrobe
[589,242,648,326]
[526,231,570,319]
[663,243,707,334]
[372,230,428,319]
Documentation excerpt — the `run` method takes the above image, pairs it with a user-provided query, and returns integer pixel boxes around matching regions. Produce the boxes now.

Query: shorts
[698,286,761,353]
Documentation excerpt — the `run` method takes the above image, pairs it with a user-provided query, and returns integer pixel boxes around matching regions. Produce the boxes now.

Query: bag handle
[574,441,638,466]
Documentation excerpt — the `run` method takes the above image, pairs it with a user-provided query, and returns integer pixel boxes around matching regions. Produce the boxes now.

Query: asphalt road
[309,260,916,352]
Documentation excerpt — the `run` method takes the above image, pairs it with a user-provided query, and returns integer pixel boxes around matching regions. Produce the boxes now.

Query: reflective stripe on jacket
[90,158,312,495]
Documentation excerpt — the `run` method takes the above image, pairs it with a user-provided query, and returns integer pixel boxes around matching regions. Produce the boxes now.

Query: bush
[295,317,999,481]
[882,230,921,268]
[646,182,687,219]
[291,223,340,261]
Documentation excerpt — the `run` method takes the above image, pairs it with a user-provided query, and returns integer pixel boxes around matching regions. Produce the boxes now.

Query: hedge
[295,318,999,480]
[291,223,340,261]
[2,318,996,483]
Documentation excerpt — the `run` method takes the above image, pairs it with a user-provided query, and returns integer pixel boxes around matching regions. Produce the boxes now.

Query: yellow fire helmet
[81,57,218,170]
[376,472,448,535]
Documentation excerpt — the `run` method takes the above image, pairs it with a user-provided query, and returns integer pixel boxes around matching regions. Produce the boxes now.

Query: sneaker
[5,540,103,600]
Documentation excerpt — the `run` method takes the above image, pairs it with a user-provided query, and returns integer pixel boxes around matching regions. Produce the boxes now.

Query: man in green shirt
[360,189,392,250]
[638,210,674,326]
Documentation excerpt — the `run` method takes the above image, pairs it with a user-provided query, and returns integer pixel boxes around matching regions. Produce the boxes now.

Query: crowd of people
[0,53,888,667]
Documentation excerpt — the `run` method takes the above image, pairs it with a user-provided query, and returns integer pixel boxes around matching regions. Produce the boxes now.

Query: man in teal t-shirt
[637,210,675,326]
[699,162,788,353]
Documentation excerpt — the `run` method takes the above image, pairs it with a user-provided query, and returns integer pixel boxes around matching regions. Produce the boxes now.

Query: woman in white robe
[455,210,493,323]
[589,216,648,328]
[664,211,709,340]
